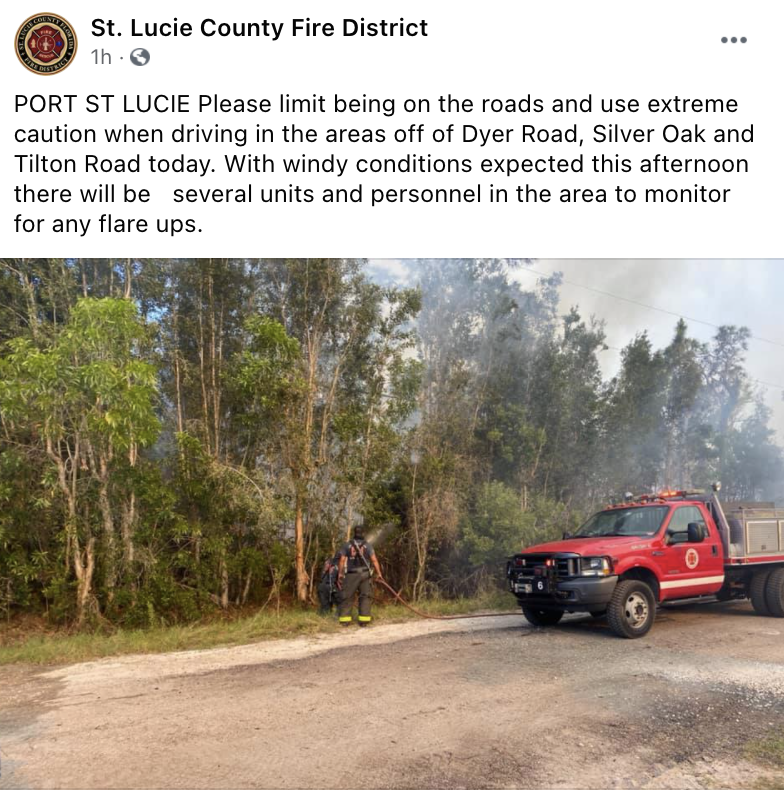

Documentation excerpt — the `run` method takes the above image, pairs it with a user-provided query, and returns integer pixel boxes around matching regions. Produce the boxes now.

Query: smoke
[368,258,784,500]
[368,258,784,443]
[532,260,784,443]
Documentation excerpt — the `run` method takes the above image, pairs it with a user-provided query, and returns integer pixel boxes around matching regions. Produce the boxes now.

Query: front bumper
[509,574,618,611]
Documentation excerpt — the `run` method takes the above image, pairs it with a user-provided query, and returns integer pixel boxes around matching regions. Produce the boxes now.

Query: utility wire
[520,265,784,350]
[518,268,784,392]
[599,344,783,391]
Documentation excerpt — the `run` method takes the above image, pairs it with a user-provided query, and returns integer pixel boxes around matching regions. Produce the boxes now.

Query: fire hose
[341,540,520,621]
[373,576,521,621]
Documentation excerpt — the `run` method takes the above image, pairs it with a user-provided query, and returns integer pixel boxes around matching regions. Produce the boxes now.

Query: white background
[2,1,782,257]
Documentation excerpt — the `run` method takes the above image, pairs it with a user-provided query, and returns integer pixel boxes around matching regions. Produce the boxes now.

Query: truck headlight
[580,557,612,576]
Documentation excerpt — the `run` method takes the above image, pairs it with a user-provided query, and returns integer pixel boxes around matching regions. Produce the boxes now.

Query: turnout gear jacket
[338,539,376,573]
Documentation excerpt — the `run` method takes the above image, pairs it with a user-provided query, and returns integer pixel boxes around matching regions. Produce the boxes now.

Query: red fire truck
[506,484,784,638]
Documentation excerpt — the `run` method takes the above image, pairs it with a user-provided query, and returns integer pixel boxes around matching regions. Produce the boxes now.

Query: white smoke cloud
[369,258,784,442]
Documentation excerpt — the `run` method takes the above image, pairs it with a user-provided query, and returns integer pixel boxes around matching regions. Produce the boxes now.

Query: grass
[0,590,514,667]
[746,732,784,769]
[735,730,784,789]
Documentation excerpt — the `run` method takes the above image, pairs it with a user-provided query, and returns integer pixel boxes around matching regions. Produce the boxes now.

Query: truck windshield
[575,506,669,537]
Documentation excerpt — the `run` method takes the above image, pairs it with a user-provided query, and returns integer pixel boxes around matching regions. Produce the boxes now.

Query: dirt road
[2,601,783,789]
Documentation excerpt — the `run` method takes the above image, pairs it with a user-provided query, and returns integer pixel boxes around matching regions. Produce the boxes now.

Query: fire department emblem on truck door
[685,548,699,569]
[15,13,77,74]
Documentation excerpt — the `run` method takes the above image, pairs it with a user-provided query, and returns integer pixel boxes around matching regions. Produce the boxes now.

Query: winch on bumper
[506,552,617,611]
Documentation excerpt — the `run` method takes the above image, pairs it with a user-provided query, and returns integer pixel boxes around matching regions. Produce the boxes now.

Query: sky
[368,259,784,441]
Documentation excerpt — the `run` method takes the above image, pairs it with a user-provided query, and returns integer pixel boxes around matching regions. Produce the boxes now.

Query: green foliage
[0,295,161,623]
[231,315,303,416]
[0,259,781,632]
[460,482,573,569]
[0,298,160,449]
[460,482,526,568]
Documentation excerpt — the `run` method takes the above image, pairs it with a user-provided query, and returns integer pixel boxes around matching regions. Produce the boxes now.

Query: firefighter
[337,528,383,627]
[317,552,341,615]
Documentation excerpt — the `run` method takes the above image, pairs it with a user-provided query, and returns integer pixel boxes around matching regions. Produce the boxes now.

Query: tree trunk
[80,258,89,297]
[172,298,185,435]
[345,501,354,543]
[20,263,40,341]
[197,274,211,456]
[219,549,229,609]
[209,283,223,458]
[308,558,320,603]
[74,537,96,626]
[294,490,309,602]
[90,449,117,595]
[121,495,136,568]
[412,509,431,603]
[121,443,138,577]
[48,437,97,624]
[97,483,116,595]
[240,571,252,606]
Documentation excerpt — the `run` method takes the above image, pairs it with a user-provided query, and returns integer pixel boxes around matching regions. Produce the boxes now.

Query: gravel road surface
[1,600,783,789]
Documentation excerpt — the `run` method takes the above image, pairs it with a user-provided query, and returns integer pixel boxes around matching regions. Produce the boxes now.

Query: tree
[601,333,666,494]
[0,298,159,623]
[460,482,571,573]
[1,260,782,624]
[527,308,606,502]
[661,320,705,487]
[248,260,422,601]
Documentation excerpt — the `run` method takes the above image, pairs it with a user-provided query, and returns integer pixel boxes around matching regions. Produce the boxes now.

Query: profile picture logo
[15,13,77,75]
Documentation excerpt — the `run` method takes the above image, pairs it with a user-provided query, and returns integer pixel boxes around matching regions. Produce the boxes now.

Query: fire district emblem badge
[685,548,699,569]
[15,13,77,75]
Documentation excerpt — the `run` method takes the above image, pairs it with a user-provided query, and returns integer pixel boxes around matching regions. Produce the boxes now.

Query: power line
[517,268,784,392]
[756,380,784,391]
[520,265,784,350]
[600,345,784,391]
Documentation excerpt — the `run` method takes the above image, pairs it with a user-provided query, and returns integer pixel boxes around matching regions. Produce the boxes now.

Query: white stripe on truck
[660,575,725,590]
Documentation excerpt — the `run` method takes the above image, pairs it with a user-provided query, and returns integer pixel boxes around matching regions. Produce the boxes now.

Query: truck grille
[512,554,578,579]
[557,558,574,577]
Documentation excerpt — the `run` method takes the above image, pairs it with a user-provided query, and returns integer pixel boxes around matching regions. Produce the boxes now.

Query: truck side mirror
[562,531,571,540]
[687,523,705,543]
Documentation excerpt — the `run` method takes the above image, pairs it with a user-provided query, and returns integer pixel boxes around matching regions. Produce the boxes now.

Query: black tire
[607,580,656,639]
[764,569,784,617]
[750,570,772,616]
[589,610,606,618]
[522,607,564,627]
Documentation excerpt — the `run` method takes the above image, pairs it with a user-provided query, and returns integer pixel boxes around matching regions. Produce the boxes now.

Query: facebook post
[1,3,783,791]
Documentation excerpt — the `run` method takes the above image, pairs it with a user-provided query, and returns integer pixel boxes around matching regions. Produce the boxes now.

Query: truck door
[657,505,725,600]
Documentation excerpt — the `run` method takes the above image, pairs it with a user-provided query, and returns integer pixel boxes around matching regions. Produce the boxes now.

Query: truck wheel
[607,580,655,639]
[522,607,564,627]
[750,570,772,616]
[764,569,784,617]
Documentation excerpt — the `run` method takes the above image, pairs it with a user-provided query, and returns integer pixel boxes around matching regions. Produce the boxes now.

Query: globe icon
[130,48,150,66]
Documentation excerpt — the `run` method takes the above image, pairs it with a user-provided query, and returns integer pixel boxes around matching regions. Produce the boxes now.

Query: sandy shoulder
[41,614,525,691]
